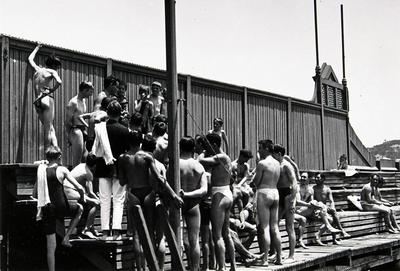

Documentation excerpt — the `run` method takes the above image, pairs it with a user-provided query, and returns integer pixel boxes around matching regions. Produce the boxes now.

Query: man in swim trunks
[118,132,183,271]
[231,150,254,210]
[34,146,85,271]
[66,81,94,166]
[253,140,282,265]
[271,144,298,263]
[313,173,351,240]
[64,153,100,239]
[28,43,62,148]
[360,174,399,233]
[194,135,216,271]
[199,133,236,271]
[179,136,208,271]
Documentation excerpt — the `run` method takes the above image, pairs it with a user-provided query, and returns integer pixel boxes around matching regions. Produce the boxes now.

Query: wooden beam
[131,205,160,271]
[242,87,248,148]
[1,36,10,164]
[157,204,185,271]
[346,116,351,165]
[185,75,192,136]
[287,97,292,155]
[106,58,113,77]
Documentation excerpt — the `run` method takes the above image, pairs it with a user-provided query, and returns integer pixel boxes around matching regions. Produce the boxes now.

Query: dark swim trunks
[33,89,54,111]
[130,187,155,206]
[69,125,88,141]
[200,198,211,226]
[182,198,201,214]
[278,187,292,207]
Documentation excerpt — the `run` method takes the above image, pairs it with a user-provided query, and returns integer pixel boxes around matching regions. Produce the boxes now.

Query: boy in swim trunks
[28,43,62,148]
[179,136,208,271]
[199,133,236,271]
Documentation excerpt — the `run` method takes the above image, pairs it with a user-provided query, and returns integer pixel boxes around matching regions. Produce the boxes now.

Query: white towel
[36,164,50,221]
[92,122,115,165]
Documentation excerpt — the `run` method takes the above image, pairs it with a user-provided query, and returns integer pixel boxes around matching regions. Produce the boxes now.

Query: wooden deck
[234,233,400,271]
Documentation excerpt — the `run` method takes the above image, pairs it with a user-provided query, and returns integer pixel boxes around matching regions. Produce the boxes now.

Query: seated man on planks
[231,150,254,211]
[179,136,208,271]
[296,172,341,246]
[118,132,183,271]
[63,153,100,239]
[360,174,400,233]
[313,173,351,242]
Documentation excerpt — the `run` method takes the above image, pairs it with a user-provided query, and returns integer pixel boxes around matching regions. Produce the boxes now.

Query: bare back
[255,155,281,189]
[180,158,205,192]
[210,153,232,187]
[119,151,156,189]
[277,159,297,189]
[33,67,57,96]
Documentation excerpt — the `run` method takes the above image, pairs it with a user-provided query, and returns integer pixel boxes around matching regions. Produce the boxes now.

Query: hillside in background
[368,140,400,161]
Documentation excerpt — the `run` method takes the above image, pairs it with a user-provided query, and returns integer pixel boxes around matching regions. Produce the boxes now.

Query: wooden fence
[0,35,372,169]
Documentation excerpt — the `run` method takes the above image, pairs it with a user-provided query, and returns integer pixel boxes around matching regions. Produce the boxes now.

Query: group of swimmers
[29,45,399,271]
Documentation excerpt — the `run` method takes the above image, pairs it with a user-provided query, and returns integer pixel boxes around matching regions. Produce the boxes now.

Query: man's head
[315,173,325,185]
[79,81,94,98]
[138,85,149,99]
[104,75,119,96]
[153,114,167,125]
[271,144,285,162]
[238,149,253,163]
[100,96,117,111]
[130,112,143,128]
[258,139,273,159]
[151,81,162,96]
[205,133,221,155]
[180,137,195,155]
[142,135,157,153]
[153,122,167,137]
[300,172,309,185]
[45,146,62,164]
[45,55,61,70]
[194,134,206,154]
[107,100,122,119]
[86,153,97,171]
[128,130,143,148]
[213,117,223,130]
[370,174,380,187]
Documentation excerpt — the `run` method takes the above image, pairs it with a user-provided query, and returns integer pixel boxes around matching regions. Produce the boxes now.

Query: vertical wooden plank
[185,75,192,136]
[242,87,248,149]
[321,105,326,169]
[346,115,351,165]
[1,36,10,164]
[106,58,113,77]
[287,97,292,155]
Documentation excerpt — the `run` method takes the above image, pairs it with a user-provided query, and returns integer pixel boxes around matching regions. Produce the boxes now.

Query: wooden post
[1,36,10,164]
[106,58,113,77]
[287,97,292,155]
[164,1,182,268]
[185,75,192,136]
[242,87,248,149]
[313,0,325,169]
[131,205,160,271]
[341,5,351,164]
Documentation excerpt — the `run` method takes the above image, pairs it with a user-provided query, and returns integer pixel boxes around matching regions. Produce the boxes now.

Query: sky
[1,0,399,148]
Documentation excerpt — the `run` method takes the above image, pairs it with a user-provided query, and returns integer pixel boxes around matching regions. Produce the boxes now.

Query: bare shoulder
[192,159,205,173]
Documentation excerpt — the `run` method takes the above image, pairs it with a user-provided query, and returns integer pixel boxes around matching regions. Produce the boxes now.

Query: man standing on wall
[28,43,62,149]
